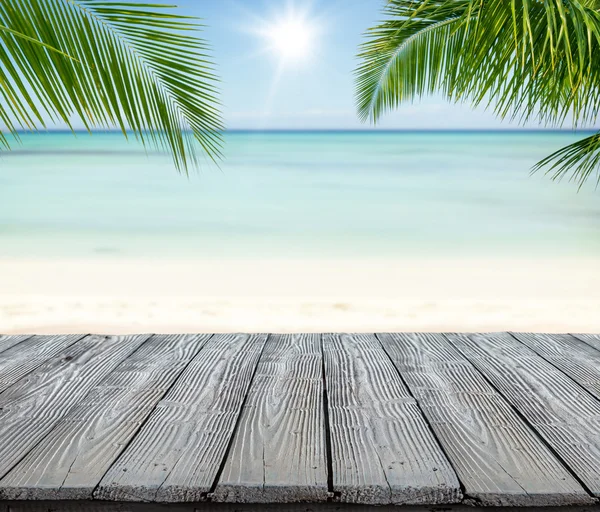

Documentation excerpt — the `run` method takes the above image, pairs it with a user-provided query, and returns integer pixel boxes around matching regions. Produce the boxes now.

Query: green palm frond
[533,133,600,187]
[356,1,470,122]
[0,0,223,173]
[357,0,600,187]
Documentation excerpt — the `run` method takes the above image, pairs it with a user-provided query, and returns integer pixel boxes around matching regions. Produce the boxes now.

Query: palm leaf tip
[532,132,600,190]
[355,0,600,187]
[0,0,223,173]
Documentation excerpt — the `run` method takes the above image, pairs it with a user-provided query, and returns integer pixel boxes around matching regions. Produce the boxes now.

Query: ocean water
[1,131,599,259]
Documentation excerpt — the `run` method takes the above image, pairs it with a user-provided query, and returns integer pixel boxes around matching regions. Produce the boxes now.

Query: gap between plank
[204,334,271,501]
[0,334,87,383]
[0,333,90,481]
[509,332,600,409]
[569,333,600,356]
[0,335,34,356]
[91,334,216,501]
[319,333,338,501]
[449,332,597,501]
[373,334,471,503]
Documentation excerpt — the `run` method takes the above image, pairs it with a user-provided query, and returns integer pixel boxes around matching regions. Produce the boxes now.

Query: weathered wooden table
[0,332,599,512]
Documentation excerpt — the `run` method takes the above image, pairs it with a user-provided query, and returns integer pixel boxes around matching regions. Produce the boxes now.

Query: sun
[265,18,313,63]
[255,7,319,66]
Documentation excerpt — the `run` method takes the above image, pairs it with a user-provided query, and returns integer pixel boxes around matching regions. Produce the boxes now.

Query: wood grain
[213,334,328,503]
[0,334,151,484]
[448,332,600,497]
[512,333,600,401]
[95,333,268,503]
[0,335,85,394]
[378,332,591,506]
[0,334,212,500]
[572,333,600,352]
[0,336,33,356]
[3,332,600,508]
[322,333,461,505]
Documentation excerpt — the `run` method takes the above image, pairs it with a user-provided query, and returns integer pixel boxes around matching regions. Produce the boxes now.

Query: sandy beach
[4,132,600,335]
[1,257,599,334]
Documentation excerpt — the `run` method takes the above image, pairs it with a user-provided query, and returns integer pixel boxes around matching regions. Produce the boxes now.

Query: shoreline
[2,299,600,335]
[1,257,599,334]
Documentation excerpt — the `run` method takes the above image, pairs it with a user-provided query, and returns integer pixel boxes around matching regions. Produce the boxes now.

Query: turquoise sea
[1,131,599,259]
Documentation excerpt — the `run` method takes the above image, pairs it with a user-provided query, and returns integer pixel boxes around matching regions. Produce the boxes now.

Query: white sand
[1,258,599,334]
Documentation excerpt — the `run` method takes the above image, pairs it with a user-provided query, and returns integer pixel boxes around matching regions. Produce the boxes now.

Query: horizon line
[14,128,600,134]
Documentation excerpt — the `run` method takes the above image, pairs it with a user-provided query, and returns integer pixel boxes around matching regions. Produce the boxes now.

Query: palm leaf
[533,133,600,189]
[0,0,223,173]
[356,0,600,186]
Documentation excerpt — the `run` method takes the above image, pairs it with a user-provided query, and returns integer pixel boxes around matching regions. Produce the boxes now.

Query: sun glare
[266,18,313,62]
[245,3,322,124]
[255,6,319,65]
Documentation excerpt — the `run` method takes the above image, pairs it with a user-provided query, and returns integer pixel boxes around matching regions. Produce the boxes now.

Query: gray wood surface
[213,334,328,503]
[448,332,600,497]
[95,333,268,503]
[572,333,600,352]
[0,334,151,484]
[378,332,591,506]
[0,335,33,355]
[0,334,212,500]
[1,332,600,508]
[322,333,461,505]
[0,334,85,394]
[512,333,600,400]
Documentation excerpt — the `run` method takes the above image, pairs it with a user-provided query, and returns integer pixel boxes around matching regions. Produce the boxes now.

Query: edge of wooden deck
[2,333,600,509]
[2,502,600,512]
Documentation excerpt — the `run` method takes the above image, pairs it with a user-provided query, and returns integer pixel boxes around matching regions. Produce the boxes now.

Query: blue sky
[176,0,536,130]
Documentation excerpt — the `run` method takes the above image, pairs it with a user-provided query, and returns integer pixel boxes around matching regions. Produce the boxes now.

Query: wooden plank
[513,333,600,401]
[447,332,600,498]
[0,334,212,501]
[213,334,328,503]
[0,335,33,355]
[95,333,268,503]
[378,333,591,506]
[0,335,85,394]
[322,333,461,505]
[0,334,151,483]
[572,333,600,352]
